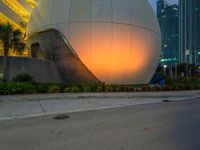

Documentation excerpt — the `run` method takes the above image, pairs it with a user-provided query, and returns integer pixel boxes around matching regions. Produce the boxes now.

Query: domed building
[27,0,161,84]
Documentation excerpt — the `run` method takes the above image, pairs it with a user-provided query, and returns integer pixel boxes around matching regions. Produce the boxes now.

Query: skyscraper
[0,0,37,56]
[0,0,37,32]
[157,0,179,66]
[179,0,200,65]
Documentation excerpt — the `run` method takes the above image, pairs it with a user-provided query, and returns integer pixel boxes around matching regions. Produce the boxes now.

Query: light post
[185,50,191,81]
[163,65,167,76]
[175,62,177,79]
[170,65,173,79]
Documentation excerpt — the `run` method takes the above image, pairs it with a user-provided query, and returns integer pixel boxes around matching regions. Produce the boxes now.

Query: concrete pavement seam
[38,101,47,114]
[86,99,105,106]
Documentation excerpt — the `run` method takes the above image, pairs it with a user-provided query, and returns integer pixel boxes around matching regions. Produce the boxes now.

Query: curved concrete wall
[27,0,161,84]
[27,30,100,84]
[0,56,62,83]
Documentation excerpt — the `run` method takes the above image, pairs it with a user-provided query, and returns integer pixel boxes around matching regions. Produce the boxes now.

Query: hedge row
[0,83,36,95]
[0,82,200,95]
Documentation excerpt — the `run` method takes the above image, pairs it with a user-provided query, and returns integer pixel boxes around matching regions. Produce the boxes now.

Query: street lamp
[163,65,167,76]
[185,50,191,80]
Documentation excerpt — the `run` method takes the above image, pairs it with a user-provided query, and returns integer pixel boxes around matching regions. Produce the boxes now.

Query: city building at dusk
[0,0,37,32]
[157,0,179,66]
[179,0,200,66]
[0,0,37,56]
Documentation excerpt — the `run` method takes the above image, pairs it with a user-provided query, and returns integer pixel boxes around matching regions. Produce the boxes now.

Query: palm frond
[0,23,26,55]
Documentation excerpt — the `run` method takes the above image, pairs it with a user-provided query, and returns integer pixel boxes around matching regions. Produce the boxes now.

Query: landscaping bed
[0,81,199,95]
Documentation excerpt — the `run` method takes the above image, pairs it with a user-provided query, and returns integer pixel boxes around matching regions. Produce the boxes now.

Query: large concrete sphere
[27,0,161,84]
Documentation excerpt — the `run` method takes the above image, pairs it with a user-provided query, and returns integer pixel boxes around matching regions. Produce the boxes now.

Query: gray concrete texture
[1,98,200,150]
[28,30,100,84]
[0,56,61,82]
[0,90,200,121]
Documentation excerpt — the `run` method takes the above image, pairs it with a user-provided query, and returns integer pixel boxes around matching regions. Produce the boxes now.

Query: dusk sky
[148,0,178,11]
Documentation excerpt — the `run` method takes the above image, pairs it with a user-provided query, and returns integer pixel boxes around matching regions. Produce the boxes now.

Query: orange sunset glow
[68,23,159,84]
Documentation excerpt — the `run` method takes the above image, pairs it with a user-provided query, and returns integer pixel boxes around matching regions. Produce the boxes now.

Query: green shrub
[12,73,34,83]
[35,83,51,93]
[71,86,81,92]
[177,84,184,90]
[82,85,91,92]
[184,84,192,90]
[193,84,199,90]
[0,82,36,95]
[149,86,155,91]
[105,85,113,92]
[1,78,200,95]
[96,86,103,92]
[116,86,123,92]
[64,87,71,93]
[89,85,97,92]
[159,86,165,91]
[57,83,68,92]
[110,85,117,92]
[48,85,61,93]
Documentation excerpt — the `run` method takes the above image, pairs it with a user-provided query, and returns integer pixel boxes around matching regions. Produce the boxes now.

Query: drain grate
[162,100,172,103]
[53,114,70,120]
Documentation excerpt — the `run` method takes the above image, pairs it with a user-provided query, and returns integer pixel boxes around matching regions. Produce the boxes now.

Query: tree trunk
[3,42,9,82]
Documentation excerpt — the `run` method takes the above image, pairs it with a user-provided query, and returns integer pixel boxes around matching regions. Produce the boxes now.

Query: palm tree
[0,23,26,81]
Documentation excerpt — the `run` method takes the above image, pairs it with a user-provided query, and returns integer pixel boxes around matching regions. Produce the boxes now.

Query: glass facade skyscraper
[179,0,200,66]
[157,0,179,66]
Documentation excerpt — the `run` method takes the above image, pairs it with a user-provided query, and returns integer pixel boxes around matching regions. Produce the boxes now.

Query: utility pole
[175,62,177,78]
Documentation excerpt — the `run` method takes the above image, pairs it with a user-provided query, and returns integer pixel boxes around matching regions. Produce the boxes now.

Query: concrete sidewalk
[0,90,200,121]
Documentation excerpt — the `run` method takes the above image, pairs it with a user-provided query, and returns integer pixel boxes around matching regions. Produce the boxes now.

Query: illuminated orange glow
[90,23,112,82]
[68,23,157,84]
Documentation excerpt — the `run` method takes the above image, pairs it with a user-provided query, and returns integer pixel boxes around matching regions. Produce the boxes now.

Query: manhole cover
[162,100,172,103]
[53,115,70,120]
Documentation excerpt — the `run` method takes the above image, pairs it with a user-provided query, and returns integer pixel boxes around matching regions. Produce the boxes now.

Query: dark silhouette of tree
[0,23,26,81]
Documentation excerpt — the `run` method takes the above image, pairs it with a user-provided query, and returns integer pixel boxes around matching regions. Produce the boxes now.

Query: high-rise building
[0,0,37,32]
[179,0,200,65]
[157,0,179,66]
[0,0,37,56]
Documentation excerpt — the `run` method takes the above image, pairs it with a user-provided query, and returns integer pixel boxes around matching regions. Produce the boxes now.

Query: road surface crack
[38,101,46,113]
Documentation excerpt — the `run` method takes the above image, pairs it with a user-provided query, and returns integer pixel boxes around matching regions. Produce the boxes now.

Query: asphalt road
[0,98,200,150]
